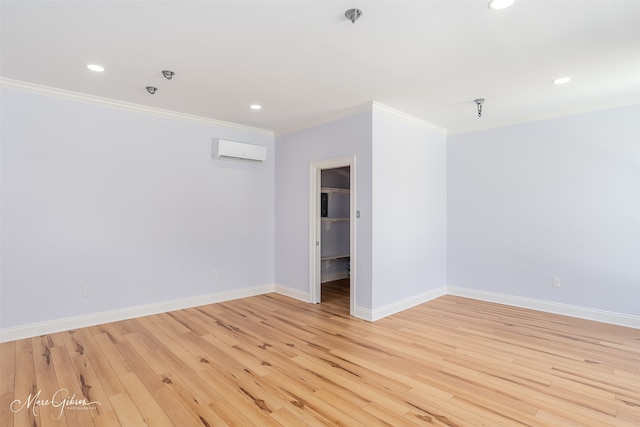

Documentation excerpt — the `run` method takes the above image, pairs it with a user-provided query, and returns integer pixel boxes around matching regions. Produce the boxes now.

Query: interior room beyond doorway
[320,166,351,311]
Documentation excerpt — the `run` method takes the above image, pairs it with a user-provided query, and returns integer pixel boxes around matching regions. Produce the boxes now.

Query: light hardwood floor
[1,279,639,426]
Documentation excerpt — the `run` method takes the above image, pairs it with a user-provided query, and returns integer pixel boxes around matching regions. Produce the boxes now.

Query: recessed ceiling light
[553,77,571,85]
[250,104,262,110]
[488,0,515,10]
[87,64,104,72]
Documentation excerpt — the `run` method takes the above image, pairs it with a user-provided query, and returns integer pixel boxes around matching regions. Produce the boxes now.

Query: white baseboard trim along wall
[2,284,638,342]
[0,284,275,343]
[447,286,640,329]
[273,284,310,303]
[355,287,448,322]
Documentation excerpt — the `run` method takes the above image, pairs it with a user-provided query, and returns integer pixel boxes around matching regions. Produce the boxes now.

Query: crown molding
[0,77,274,137]
[275,100,449,137]
[275,102,375,137]
[371,101,448,135]
[448,98,640,136]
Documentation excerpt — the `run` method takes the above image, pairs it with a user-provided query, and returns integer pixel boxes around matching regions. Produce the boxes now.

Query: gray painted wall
[372,109,447,308]
[447,104,640,316]
[0,88,275,329]
[2,85,637,332]
[274,107,448,314]
[274,112,373,309]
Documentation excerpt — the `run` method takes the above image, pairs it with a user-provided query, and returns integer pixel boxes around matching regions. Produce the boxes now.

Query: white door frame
[309,156,356,316]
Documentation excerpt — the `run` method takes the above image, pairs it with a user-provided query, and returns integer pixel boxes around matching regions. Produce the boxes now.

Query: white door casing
[309,156,356,316]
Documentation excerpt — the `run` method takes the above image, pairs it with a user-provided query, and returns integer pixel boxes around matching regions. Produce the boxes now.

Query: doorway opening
[309,157,355,316]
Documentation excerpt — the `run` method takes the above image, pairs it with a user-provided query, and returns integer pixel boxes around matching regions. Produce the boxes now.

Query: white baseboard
[447,286,640,329]
[0,284,275,343]
[4,283,636,342]
[353,306,373,321]
[274,284,310,303]
[356,286,448,322]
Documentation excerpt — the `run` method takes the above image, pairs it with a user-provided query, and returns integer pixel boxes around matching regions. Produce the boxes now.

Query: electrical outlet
[213,270,219,280]
[83,285,92,297]
[552,277,561,288]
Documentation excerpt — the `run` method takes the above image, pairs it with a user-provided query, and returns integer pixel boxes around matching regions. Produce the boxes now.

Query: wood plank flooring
[1,279,639,426]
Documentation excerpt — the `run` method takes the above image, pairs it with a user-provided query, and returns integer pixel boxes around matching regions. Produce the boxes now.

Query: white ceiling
[1,0,639,134]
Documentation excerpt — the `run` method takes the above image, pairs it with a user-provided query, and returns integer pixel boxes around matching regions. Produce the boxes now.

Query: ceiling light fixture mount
[345,8,362,24]
[474,98,485,117]
[162,70,175,80]
[146,86,158,95]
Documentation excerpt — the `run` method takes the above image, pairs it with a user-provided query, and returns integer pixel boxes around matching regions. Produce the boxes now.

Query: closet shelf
[321,186,350,194]
[321,254,350,261]
[321,217,349,230]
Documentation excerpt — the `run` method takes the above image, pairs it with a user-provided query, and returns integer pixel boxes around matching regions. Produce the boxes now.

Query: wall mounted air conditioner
[212,139,267,162]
